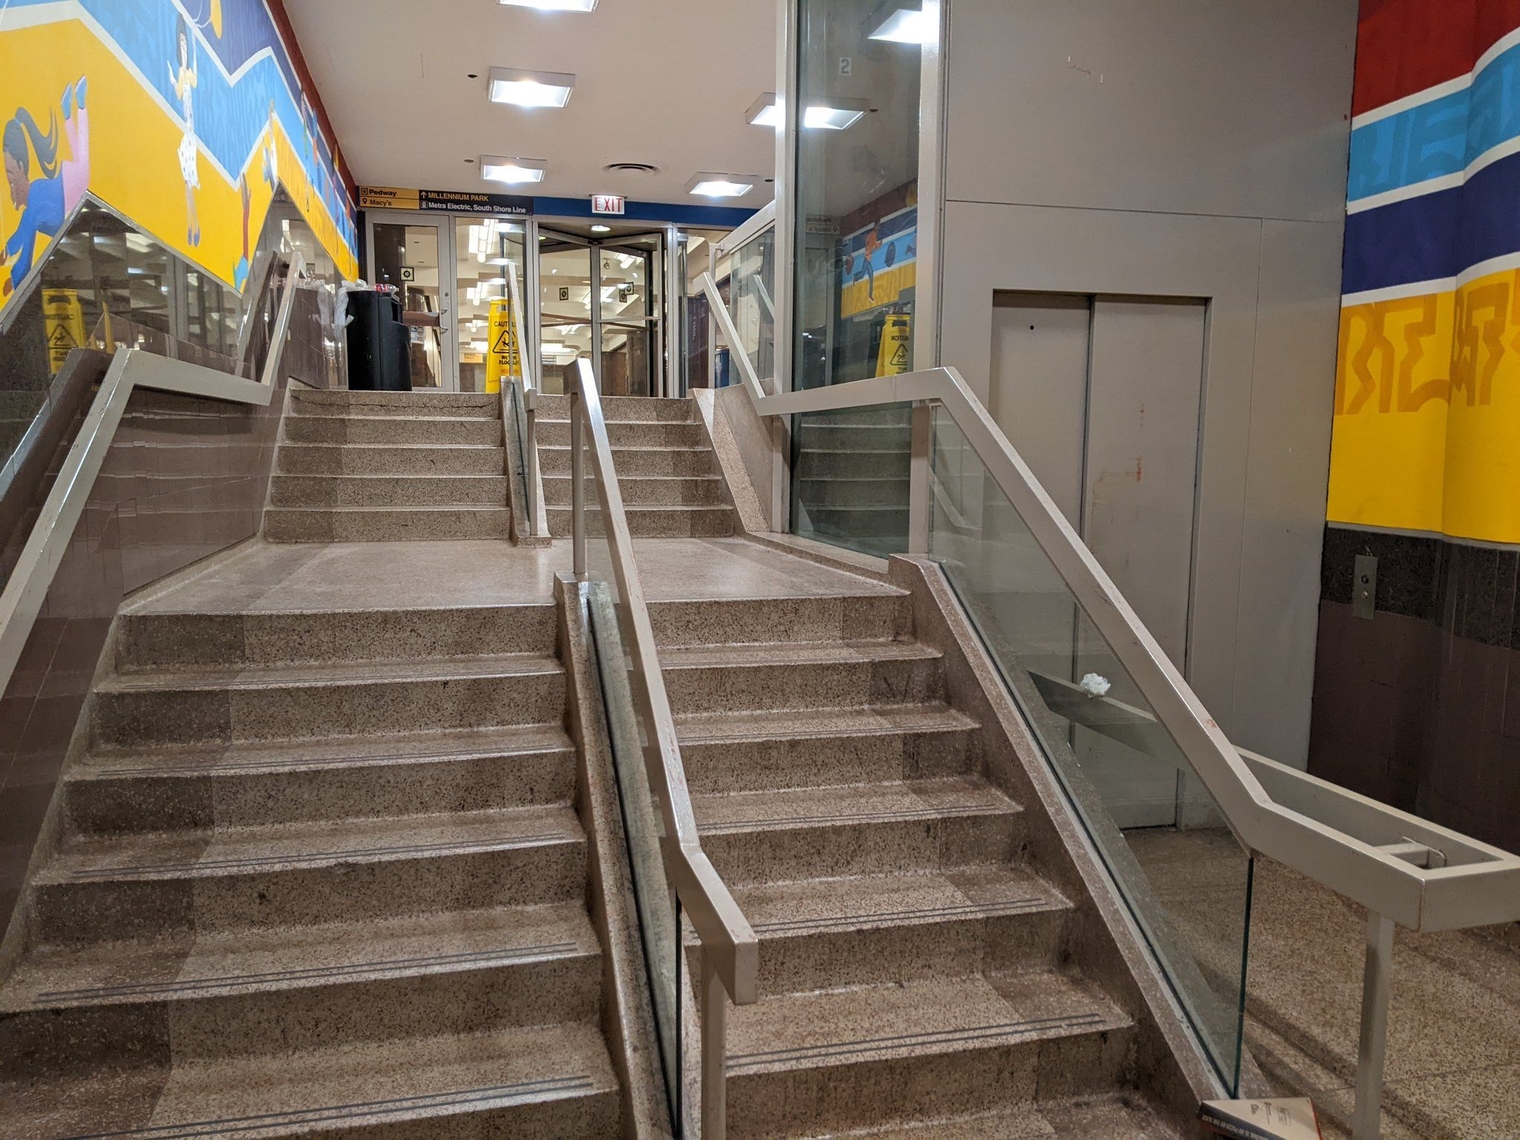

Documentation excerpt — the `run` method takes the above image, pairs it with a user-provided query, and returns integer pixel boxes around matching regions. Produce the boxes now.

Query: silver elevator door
[990,292,1206,828]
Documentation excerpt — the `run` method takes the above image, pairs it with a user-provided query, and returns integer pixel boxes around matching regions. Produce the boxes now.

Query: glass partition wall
[787,0,923,552]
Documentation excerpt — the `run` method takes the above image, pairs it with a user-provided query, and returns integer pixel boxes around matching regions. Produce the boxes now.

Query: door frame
[534,224,668,395]
[364,210,459,391]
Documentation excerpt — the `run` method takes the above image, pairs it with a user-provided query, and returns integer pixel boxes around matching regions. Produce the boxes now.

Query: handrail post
[1353,911,1395,1139]
[701,950,728,1140]
[570,386,586,578]
[908,400,932,555]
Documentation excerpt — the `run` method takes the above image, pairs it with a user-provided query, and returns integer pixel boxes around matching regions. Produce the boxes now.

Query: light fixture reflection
[869,7,934,44]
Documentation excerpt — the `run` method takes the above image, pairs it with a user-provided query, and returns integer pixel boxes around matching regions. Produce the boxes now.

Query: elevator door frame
[533,225,669,396]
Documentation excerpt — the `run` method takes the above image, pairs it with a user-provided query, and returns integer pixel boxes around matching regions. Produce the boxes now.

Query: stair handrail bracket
[566,357,758,1139]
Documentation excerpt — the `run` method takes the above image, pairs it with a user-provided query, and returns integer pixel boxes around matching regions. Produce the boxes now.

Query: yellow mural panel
[1328,267,1520,544]
[1326,291,1452,533]
[0,13,355,319]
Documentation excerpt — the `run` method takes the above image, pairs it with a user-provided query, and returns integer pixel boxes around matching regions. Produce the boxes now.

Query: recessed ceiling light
[499,0,597,9]
[687,172,758,198]
[481,156,546,184]
[869,7,934,44]
[746,93,868,130]
[591,224,612,233]
[487,67,575,108]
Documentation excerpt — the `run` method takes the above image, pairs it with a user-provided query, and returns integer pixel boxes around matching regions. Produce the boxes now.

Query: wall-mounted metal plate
[1353,554,1377,620]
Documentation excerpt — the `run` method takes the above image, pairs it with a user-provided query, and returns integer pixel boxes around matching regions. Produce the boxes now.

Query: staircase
[537,393,734,538]
[0,564,623,1136]
[653,574,1184,1138]
[265,389,512,541]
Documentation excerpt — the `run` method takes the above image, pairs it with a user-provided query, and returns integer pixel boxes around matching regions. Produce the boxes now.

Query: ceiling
[283,0,778,210]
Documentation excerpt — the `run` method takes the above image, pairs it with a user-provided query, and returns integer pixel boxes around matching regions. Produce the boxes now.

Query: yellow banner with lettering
[1328,266,1520,543]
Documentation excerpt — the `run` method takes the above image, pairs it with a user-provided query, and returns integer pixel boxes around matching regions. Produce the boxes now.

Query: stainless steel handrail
[0,251,304,708]
[567,356,757,1140]
[699,266,1520,1137]
[500,262,546,540]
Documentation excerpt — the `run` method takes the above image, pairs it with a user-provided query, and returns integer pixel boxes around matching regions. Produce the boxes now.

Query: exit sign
[591,195,626,215]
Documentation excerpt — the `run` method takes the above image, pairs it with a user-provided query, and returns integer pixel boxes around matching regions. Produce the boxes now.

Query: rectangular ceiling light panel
[870,7,934,44]
[481,156,547,184]
[746,93,867,130]
[488,67,575,107]
[687,172,759,198]
[499,0,597,10]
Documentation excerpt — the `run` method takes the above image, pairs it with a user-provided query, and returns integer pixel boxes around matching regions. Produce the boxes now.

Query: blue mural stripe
[1348,41,1520,203]
[1343,147,1520,294]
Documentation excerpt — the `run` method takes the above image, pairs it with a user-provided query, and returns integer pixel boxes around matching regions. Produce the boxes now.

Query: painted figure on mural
[0,78,90,295]
[170,13,201,246]
[863,225,881,301]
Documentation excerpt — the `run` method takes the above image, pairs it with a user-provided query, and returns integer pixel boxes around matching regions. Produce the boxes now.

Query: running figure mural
[1,77,90,295]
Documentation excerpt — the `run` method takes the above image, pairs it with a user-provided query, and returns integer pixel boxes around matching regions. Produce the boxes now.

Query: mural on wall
[1328,0,1520,543]
[0,0,358,313]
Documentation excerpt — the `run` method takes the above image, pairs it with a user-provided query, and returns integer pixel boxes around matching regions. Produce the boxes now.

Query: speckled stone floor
[1130,828,1520,1140]
[133,535,897,615]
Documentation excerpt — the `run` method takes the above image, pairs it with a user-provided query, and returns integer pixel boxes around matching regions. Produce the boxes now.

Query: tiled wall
[1310,527,1520,852]
[0,371,284,932]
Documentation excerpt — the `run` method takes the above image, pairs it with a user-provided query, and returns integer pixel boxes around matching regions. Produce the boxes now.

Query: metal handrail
[567,356,757,1140]
[0,251,304,709]
[699,266,1520,1136]
[501,262,546,539]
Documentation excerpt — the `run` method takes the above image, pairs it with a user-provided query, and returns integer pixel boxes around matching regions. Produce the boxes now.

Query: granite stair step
[675,703,977,793]
[264,504,512,542]
[542,472,727,507]
[693,776,1022,885]
[723,971,1135,1138]
[708,866,1071,994]
[275,442,506,476]
[2,902,600,1073]
[537,419,706,448]
[66,724,576,834]
[116,602,557,670]
[289,390,499,417]
[283,414,504,446]
[30,804,587,944]
[536,393,695,422]
[270,474,508,508]
[0,1021,619,1138]
[660,639,945,714]
[826,1096,1186,1138]
[649,592,907,649]
[546,503,733,539]
[92,653,566,746]
[538,443,716,476]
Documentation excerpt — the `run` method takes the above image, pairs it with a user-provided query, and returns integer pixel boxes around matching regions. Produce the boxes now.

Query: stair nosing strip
[31,941,584,1005]
[61,831,575,881]
[748,896,1055,934]
[65,1075,600,1139]
[700,803,1013,833]
[726,1012,1111,1073]
[85,739,573,779]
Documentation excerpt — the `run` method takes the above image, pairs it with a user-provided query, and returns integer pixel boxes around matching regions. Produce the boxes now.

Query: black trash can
[346,289,412,391]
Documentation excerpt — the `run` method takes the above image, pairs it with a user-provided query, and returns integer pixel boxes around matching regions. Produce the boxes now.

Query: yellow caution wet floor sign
[43,289,86,374]
[486,297,521,394]
[876,313,912,377]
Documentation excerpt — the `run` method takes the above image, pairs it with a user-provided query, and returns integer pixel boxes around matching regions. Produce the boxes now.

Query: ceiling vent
[604,162,658,174]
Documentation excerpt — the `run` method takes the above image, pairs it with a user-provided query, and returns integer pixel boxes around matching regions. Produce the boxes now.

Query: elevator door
[990,292,1206,828]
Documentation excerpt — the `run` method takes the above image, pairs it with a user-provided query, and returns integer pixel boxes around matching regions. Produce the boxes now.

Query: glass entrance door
[537,227,665,396]
[366,213,455,389]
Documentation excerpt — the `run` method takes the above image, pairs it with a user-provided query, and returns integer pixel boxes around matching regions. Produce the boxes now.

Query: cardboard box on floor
[1199,1098,1323,1140]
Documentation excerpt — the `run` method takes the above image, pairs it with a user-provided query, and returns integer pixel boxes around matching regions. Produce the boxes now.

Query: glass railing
[0,195,340,487]
[726,224,776,385]
[927,408,1251,1090]
[791,402,913,558]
